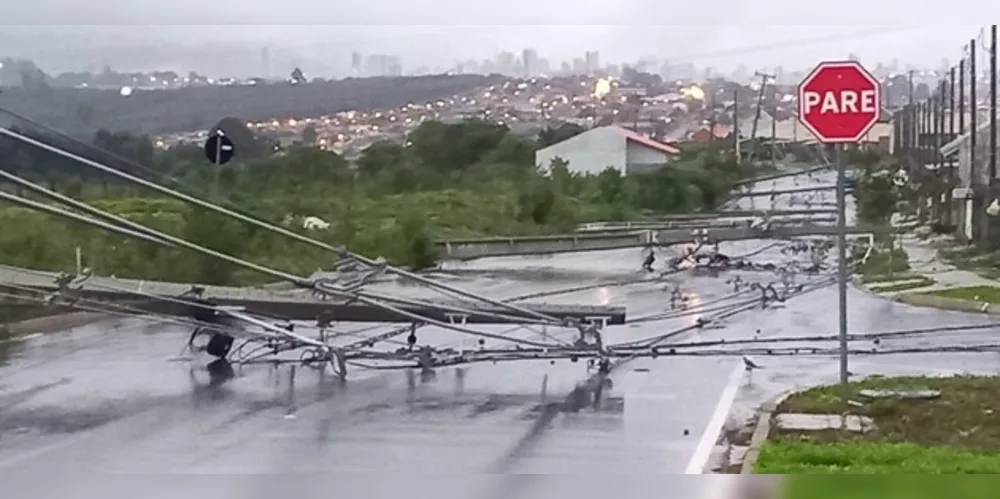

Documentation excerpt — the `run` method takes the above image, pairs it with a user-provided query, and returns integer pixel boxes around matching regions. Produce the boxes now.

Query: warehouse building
[535,125,681,175]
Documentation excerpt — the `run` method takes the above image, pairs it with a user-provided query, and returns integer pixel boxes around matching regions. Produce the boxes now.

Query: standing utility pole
[771,110,778,163]
[708,91,717,144]
[733,89,741,163]
[937,82,949,223]
[948,67,957,228]
[971,39,980,242]
[960,59,967,135]
[989,25,997,180]
[908,70,915,105]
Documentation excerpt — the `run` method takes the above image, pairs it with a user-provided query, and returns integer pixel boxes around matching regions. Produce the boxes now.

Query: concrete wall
[948,121,999,190]
[535,126,626,175]
[624,140,670,174]
[435,232,651,260]
[434,225,875,260]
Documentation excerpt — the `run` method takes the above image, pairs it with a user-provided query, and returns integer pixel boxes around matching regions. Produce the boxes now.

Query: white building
[939,119,998,241]
[534,125,681,175]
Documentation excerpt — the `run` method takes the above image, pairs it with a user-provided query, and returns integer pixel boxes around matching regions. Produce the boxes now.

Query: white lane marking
[684,361,744,474]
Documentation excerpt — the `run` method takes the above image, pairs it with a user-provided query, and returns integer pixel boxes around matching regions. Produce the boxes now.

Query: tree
[357,140,407,179]
[211,117,266,161]
[180,208,249,284]
[407,119,508,175]
[302,124,319,145]
[595,167,625,204]
[0,117,762,286]
[854,159,899,229]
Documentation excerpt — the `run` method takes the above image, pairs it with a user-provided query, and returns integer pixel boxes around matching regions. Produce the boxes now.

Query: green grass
[868,276,935,293]
[775,469,1000,499]
[926,285,1000,303]
[859,272,922,284]
[759,376,1000,474]
[777,376,1000,450]
[854,247,909,277]
[757,441,1000,473]
[939,246,1000,280]
[780,475,1000,499]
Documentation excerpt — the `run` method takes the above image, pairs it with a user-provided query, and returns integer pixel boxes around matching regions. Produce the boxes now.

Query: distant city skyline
[0,25,989,79]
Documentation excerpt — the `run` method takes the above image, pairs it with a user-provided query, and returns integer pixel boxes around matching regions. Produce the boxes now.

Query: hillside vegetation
[0,119,762,285]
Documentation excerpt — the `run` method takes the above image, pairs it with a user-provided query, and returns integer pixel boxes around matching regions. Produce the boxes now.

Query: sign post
[797,61,881,414]
[204,130,236,197]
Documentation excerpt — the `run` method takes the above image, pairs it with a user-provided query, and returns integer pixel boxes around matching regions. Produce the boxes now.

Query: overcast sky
[3,3,999,77]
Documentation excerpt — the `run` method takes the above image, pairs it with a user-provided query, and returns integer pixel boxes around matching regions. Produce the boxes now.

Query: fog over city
[0,17,995,77]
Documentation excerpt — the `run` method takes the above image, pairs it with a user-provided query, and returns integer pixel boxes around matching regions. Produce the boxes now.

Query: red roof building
[535,125,681,175]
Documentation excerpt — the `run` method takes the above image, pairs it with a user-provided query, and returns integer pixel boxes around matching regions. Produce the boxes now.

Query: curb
[893,293,1000,315]
[740,391,796,474]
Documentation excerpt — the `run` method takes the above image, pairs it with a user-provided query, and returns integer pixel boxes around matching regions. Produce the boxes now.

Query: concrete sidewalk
[864,231,1000,300]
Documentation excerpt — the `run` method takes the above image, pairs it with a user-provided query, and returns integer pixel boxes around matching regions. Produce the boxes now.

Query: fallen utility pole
[749,71,775,161]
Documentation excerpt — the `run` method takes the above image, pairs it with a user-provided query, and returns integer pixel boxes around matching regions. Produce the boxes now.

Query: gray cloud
[0,19,994,77]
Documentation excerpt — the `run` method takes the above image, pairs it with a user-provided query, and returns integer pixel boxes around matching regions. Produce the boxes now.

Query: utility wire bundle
[0,113,894,379]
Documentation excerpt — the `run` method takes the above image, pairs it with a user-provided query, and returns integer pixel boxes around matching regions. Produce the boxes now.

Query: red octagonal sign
[798,61,881,144]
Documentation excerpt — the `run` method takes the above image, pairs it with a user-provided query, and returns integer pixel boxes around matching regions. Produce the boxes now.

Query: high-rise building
[497,51,516,75]
[351,51,362,74]
[522,48,537,78]
[584,51,600,74]
[365,54,402,77]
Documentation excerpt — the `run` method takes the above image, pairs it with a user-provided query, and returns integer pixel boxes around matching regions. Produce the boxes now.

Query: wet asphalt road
[2,166,999,482]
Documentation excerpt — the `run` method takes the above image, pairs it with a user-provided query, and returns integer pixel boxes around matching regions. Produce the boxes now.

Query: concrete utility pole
[971,39,979,242]
[771,108,778,164]
[708,90,717,143]
[908,70,915,105]
[989,25,996,180]
[733,88,741,164]
[948,67,956,228]
[960,59,966,135]
[749,71,774,161]
[934,82,945,222]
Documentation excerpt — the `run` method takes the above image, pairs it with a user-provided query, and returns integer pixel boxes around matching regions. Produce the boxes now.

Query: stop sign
[798,61,881,143]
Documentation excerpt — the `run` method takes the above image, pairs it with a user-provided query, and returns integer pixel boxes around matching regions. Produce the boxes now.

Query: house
[534,125,681,175]
[690,125,732,143]
[938,120,999,241]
